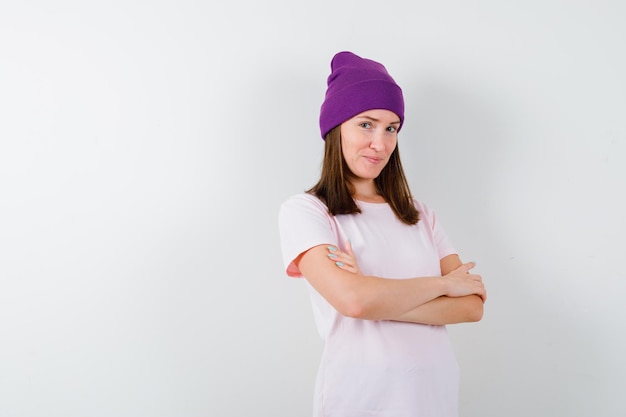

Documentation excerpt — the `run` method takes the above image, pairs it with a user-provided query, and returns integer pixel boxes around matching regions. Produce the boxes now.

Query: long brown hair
[307,126,419,225]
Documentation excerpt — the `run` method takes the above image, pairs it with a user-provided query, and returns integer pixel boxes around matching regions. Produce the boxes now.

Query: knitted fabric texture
[319,51,404,139]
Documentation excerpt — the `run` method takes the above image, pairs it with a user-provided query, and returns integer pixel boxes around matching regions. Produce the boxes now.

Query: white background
[1,1,625,416]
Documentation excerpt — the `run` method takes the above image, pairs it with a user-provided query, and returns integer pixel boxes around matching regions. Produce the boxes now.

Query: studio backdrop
[1,1,624,416]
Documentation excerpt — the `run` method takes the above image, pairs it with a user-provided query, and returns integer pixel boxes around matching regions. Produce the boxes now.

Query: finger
[328,251,355,266]
[328,245,351,258]
[456,261,476,273]
[337,240,357,264]
[477,288,487,303]
[473,281,486,301]
[327,245,345,260]
[334,260,357,273]
[465,273,482,282]
[327,249,350,261]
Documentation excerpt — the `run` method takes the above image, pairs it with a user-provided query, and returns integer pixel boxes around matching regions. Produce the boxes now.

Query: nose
[369,131,385,151]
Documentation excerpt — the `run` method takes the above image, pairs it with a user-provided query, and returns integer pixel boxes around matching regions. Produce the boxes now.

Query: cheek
[341,138,362,159]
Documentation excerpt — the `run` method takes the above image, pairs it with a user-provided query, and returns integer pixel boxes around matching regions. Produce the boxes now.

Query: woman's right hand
[443,262,487,302]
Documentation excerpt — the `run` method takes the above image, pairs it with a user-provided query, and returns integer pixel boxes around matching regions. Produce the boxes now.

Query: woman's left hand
[327,239,361,274]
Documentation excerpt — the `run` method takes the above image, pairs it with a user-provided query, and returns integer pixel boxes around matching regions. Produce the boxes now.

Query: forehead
[350,109,401,123]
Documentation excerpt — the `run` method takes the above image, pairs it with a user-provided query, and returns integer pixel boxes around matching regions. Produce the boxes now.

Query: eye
[359,122,372,129]
[386,126,397,133]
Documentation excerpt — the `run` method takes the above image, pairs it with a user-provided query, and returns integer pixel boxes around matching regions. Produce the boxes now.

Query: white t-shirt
[279,193,460,417]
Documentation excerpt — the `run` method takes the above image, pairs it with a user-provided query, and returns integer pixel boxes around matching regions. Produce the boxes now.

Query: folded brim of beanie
[319,79,404,140]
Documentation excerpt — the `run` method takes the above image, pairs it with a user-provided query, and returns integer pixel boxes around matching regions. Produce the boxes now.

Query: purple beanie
[319,51,404,139]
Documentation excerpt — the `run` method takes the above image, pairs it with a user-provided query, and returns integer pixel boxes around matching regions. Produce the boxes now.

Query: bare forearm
[297,245,485,321]
[347,275,451,320]
[392,294,484,325]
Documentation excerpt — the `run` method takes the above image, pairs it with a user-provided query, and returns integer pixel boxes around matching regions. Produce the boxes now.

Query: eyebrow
[355,115,401,125]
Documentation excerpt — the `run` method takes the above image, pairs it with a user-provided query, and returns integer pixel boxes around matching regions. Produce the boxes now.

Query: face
[340,109,400,182]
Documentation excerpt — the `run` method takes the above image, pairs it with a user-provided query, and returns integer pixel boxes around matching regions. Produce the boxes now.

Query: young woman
[279,51,486,417]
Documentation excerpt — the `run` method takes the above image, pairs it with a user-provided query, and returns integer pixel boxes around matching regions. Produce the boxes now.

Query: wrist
[439,276,452,297]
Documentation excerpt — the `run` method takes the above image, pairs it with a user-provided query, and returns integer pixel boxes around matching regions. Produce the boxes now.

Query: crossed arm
[295,242,486,325]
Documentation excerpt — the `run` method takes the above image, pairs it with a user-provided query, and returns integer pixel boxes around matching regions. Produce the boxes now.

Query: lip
[363,156,384,164]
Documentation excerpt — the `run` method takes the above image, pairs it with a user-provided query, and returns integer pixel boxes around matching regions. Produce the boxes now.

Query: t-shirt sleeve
[415,199,458,260]
[278,194,340,278]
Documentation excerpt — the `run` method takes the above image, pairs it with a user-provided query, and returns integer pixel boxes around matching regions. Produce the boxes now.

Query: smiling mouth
[364,156,383,164]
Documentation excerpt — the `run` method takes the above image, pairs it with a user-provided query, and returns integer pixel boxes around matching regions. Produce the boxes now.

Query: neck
[353,193,385,203]
[349,179,385,203]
